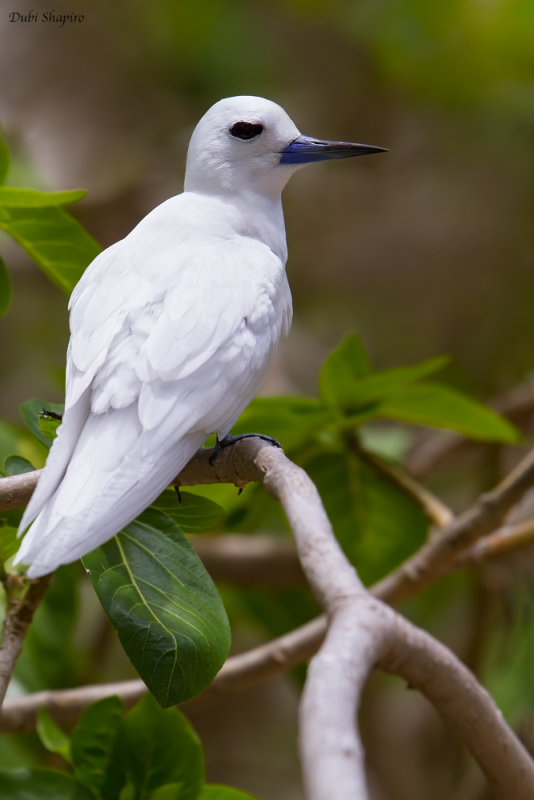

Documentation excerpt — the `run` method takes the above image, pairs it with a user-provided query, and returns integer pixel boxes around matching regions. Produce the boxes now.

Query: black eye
[229,121,264,140]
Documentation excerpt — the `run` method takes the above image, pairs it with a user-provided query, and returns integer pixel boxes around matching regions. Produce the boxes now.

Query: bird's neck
[188,188,288,264]
[233,189,288,263]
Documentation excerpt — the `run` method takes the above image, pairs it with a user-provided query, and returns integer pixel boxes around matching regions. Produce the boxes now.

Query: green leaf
[3,454,34,476]
[70,696,124,800]
[0,131,9,185]
[235,395,327,452]
[319,332,373,408]
[483,585,534,720]
[83,508,231,707]
[0,255,11,316]
[376,383,519,442]
[305,448,429,584]
[323,347,449,414]
[0,768,94,799]
[199,786,260,800]
[120,695,204,800]
[0,187,87,207]
[151,490,224,533]
[3,455,35,476]
[36,708,72,763]
[19,399,64,448]
[0,525,19,570]
[0,204,100,294]
[0,418,47,472]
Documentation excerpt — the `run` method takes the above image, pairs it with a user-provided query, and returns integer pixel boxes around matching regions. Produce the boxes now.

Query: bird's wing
[17,226,291,576]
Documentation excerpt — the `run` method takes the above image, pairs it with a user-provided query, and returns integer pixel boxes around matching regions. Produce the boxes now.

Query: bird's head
[184,95,386,199]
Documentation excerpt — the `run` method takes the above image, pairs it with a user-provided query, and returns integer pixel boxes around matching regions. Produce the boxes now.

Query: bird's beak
[280,135,387,165]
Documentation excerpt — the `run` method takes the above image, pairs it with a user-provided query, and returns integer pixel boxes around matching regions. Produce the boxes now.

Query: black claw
[174,485,182,506]
[209,432,281,467]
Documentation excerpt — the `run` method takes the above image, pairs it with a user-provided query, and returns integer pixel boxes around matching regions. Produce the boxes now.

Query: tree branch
[372,447,534,605]
[458,516,534,565]
[189,534,303,585]
[4,510,533,734]
[0,617,328,733]
[2,441,534,797]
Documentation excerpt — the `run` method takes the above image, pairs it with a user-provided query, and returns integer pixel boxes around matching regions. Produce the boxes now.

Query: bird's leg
[208,432,281,466]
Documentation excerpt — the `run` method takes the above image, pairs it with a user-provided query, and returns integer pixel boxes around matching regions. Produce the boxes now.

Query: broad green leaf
[70,696,124,800]
[483,585,534,720]
[0,187,86,207]
[376,383,519,442]
[0,204,100,294]
[83,509,231,707]
[324,351,449,414]
[3,455,35,476]
[0,768,94,799]
[199,786,260,800]
[0,131,9,184]
[305,448,428,584]
[120,695,204,800]
[151,490,224,533]
[19,399,64,448]
[0,255,11,316]
[235,395,327,452]
[36,708,72,763]
[319,332,373,408]
[0,525,18,570]
[0,418,48,470]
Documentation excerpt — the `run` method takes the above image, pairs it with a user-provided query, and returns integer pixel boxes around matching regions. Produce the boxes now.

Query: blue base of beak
[280,135,387,165]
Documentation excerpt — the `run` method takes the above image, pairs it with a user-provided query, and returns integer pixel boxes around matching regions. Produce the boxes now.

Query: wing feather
[17,193,293,576]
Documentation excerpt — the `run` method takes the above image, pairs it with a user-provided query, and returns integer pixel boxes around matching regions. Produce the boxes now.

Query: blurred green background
[1,1,534,798]
[2,0,534,418]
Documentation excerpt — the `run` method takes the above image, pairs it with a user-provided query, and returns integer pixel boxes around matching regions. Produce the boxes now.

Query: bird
[14,95,386,577]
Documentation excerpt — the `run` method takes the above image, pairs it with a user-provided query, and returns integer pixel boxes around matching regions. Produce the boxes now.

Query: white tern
[15,95,386,577]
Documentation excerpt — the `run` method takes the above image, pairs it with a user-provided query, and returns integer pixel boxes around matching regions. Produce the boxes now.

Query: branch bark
[0,574,51,707]
[2,441,534,797]
[249,442,534,800]
[373,447,534,606]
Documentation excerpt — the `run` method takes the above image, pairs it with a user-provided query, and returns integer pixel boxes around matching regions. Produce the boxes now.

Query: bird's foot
[209,433,281,466]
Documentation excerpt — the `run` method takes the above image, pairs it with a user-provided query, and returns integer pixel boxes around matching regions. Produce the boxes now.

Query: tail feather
[15,404,204,577]
[18,393,90,534]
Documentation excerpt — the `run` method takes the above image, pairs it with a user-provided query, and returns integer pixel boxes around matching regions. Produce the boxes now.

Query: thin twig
[362,450,454,528]
[0,617,327,733]
[0,575,51,707]
[189,534,303,584]
[373,447,534,606]
[458,516,534,565]
[6,508,534,734]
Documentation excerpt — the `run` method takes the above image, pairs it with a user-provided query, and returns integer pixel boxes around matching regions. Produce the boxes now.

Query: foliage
[83,508,231,707]
[0,128,100,307]
[0,118,528,796]
[0,124,519,695]
[0,695,259,800]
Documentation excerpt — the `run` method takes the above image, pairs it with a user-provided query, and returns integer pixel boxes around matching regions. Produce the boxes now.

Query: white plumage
[15,95,385,577]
